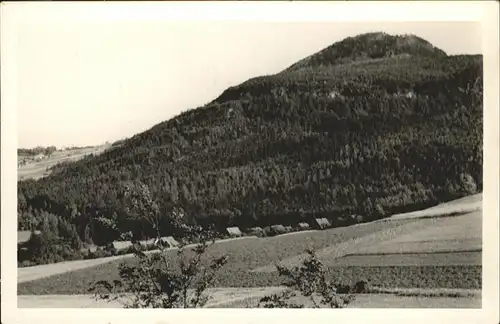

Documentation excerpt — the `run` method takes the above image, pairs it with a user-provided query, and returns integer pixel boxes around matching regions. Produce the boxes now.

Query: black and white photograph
[1,1,499,323]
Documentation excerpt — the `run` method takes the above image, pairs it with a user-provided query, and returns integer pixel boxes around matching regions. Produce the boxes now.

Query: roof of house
[314,218,332,228]
[139,238,156,246]
[226,227,242,236]
[270,224,287,234]
[112,240,134,251]
[159,236,179,247]
[248,227,264,235]
[263,226,273,234]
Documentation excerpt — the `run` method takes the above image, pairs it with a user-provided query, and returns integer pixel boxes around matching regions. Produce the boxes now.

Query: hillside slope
[18,33,483,259]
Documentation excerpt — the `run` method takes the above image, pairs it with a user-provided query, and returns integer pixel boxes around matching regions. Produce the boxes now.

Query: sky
[10,16,482,149]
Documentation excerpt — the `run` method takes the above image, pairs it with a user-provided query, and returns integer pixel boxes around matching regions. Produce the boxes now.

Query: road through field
[18,255,130,284]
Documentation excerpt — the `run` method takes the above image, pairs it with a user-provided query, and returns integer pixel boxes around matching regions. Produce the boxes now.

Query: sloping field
[385,194,482,220]
[353,239,481,255]
[252,211,481,272]
[352,211,481,255]
[331,252,481,267]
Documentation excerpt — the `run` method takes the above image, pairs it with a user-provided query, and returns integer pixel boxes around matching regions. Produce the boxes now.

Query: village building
[313,218,331,229]
[247,227,264,237]
[270,224,287,236]
[297,222,311,231]
[226,227,242,237]
[110,240,134,252]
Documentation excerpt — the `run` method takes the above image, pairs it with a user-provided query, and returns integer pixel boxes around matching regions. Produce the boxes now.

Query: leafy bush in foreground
[259,249,358,308]
[89,238,228,308]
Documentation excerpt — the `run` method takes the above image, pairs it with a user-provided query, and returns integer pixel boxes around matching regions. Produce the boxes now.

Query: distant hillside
[18,33,482,261]
[18,144,112,181]
[18,146,58,157]
[285,32,447,71]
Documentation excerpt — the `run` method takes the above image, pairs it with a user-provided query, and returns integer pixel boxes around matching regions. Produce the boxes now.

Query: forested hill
[18,32,483,251]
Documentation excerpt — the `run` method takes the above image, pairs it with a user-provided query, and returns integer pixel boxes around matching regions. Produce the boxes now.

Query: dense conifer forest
[17,33,483,265]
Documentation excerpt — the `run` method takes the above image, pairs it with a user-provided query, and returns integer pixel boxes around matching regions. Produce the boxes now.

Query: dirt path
[18,255,131,284]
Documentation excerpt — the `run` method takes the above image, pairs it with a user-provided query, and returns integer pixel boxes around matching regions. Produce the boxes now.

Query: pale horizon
[13,21,482,149]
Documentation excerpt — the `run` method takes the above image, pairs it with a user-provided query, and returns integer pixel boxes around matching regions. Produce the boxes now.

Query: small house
[158,236,180,248]
[247,227,264,237]
[226,227,242,237]
[297,222,310,231]
[270,225,287,236]
[80,244,98,256]
[314,218,331,230]
[139,238,156,249]
[111,240,134,252]
[33,153,45,162]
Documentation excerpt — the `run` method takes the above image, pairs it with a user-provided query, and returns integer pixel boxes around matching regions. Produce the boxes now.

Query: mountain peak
[285,32,447,71]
